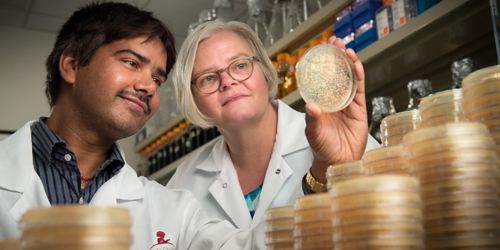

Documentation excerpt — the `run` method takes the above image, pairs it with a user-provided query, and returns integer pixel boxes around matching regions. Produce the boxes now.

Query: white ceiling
[0,0,249,47]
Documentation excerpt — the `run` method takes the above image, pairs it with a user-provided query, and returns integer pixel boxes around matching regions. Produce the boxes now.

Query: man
[0,2,256,249]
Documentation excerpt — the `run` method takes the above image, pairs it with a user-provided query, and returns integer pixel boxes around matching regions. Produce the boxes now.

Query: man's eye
[152,76,163,86]
[124,59,139,69]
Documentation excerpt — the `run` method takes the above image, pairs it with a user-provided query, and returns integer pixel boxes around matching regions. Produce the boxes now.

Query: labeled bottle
[276,52,290,98]
[265,0,286,47]
[407,79,432,110]
[451,57,475,89]
[369,96,396,143]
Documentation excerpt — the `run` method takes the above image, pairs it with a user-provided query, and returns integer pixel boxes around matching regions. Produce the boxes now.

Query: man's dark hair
[45,2,176,107]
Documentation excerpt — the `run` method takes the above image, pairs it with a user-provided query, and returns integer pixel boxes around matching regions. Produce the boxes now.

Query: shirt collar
[31,118,125,173]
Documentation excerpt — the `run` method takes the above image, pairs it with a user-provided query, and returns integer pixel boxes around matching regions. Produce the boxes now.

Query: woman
[167,20,379,233]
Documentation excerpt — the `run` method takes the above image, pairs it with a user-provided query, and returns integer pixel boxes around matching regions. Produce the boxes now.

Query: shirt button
[64,154,72,162]
[222,183,228,188]
[275,169,281,174]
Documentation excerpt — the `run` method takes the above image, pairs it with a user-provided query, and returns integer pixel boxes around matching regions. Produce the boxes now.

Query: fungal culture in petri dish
[296,44,356,112]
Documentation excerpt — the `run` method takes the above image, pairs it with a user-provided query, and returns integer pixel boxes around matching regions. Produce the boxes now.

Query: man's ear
[59,51,78,85]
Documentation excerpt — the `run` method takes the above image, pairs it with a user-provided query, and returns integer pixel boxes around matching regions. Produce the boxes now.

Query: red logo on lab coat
[149,231,175,250]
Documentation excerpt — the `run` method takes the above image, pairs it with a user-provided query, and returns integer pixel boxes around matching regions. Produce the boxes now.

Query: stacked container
[0,240,19,250]
[462,65,500,154]
[403,122,500,249]
[20,206,131,250]
[293,193,333,250]
[362,145,409,175]
[418,88,465,128]
[264,206,295,250]
[326,160,366,190]
[380,109,421,146]
[329,175,424,249]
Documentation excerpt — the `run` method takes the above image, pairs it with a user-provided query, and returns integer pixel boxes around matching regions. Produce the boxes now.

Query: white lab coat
[0,121,259,250]
[167,100,380,248]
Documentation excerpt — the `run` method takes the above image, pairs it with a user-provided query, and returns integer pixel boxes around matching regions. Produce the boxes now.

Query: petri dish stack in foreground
[403,122,500,249]
[380,110,420,146]
[329,175,424,250]
[326,160,366,190]
[418,88,465,128]
[264,206,294,250]
[20,206,131,250]
[362,145,409,175]
[0,240,19,250]
[293,193,333,250]
[462,65,500,154]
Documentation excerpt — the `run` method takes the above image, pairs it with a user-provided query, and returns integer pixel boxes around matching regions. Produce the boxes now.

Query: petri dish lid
[405,135,496,157]
[293,221,333,237]
[423,192,500,212]
[332,222,424,242]
[462,65,500,88]
[21,226,131,244]
[331,207,422,227]
[362,145,404,163]
[264,218,294,232]
[465,105,500,121]
[21,206,130,227]
[264,206,294,221]
[463,92,500,111]
[295,44,357,112]
[294,193,331,210]
[293,234,334,249]
[0,240,19,250]
[326,160,365,177]
[419,101,463,119]
[419,114,467,128]
[419,89,463,110]
[402,122,490,145]
[381,110,421,127]
[329,175,420,197]
[264,230,294,242]
[294,207,332,223]
[333,238,424,248]
[330,191,422,212]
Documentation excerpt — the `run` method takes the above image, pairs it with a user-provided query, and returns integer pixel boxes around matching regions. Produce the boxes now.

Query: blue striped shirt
[31,118,124,205]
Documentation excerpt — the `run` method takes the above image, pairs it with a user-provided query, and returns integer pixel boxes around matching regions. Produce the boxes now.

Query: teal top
[244,185,263,218]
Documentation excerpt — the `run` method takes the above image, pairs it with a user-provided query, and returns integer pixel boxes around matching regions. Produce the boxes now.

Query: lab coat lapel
[207,140,251,229]
[90,162,145,206]
[0,121,51,221]
[251,146,293,227]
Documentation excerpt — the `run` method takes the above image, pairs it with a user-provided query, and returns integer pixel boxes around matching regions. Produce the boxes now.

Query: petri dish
[463,92,500,111]
[332,207,422,227]
[295,44,357,112]
[294,207,332,223]
[419,101,463,119]
[419,114,467,128]
[419,89,462,109]
[20,206,130,227]
[332,222,424,242]
[264,230,294,242]
[293,221,333,237]
[264,206,294,221]
[402,122,490,146]
[426,238,500,249]
[294,234,334,249]
[380,110,421,128]
[465,105,500,121]
[330,191,421,212]
[264,218,294,232]
[265,242,294,250]
[362,145,405,163]
[404,135,496,157]
[294,193,331,210]
[329,175,419,197]
[423,192,499,211]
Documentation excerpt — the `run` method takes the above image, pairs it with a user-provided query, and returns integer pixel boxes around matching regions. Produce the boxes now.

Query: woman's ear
[59,51,78,85]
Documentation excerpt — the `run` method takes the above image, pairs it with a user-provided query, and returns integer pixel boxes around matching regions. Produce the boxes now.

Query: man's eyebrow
[115,49,167,79]
[114,49,150,64]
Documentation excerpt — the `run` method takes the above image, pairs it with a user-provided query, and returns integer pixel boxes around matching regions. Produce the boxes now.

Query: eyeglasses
[192,56,259,94]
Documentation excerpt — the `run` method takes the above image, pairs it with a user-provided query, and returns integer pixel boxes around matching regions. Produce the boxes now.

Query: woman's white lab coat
[0,121,258,250]
[167,101,380,235]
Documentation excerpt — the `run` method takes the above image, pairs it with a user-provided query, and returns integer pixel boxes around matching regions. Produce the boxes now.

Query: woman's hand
[305,36,368,183]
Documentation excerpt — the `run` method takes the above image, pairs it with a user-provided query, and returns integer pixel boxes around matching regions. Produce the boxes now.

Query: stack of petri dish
[293,193,333,250]
[419,88,465,128]
[326,160,365,190]
[462,65,500,154]
[380,110,421,146]
[20,206,131,250]
[329,175,424,249]
[362,145,409,175]
[402,122,500,249]
[0,239,19,250]
[264,206,295,250]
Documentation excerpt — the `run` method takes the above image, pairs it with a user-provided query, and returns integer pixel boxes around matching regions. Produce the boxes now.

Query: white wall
[0,25,143,169]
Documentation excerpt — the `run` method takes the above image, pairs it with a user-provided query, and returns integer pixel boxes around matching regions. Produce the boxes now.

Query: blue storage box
[354,20,378,52]
[351,0,382,29]
[334,6,353,38]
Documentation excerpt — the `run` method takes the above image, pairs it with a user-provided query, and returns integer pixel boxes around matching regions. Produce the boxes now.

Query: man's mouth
[119,91,150,114]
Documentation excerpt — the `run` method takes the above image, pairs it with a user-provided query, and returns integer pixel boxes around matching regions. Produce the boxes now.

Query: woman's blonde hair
[171,20,278,128]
